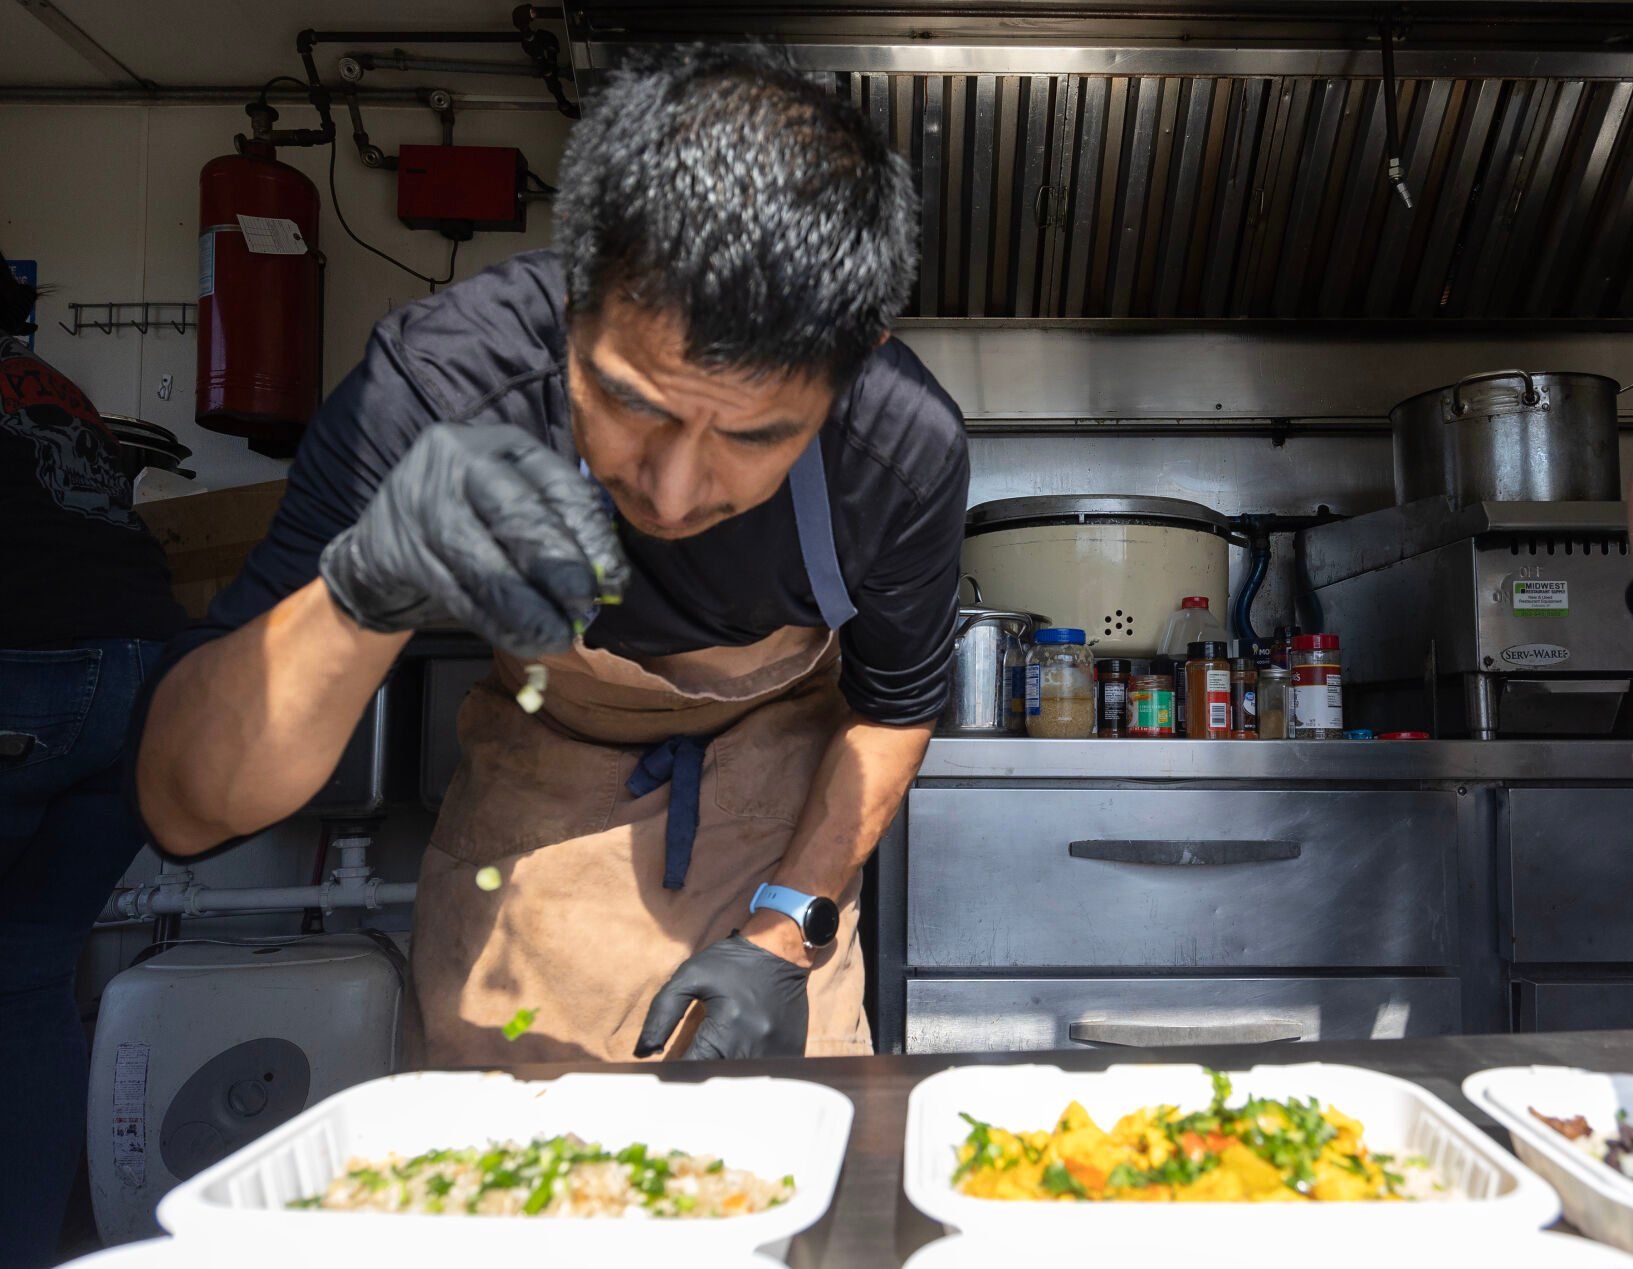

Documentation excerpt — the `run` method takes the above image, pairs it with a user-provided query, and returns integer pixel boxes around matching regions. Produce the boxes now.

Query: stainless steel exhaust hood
[564,4,1633,322]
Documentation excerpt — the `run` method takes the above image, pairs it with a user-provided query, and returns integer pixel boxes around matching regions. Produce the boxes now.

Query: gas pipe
[196,141,321,454]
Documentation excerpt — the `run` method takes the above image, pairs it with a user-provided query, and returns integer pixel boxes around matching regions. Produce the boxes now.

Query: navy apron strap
[789,436,858,631]
[626,736,710,891]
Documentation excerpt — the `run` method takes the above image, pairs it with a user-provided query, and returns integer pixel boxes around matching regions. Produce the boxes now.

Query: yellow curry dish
[952,1070,1436,1203]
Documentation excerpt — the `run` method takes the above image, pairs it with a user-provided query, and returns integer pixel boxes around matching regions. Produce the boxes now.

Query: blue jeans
[0,639,167,1269]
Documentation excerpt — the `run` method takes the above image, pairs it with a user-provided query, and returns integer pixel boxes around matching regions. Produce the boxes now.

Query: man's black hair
[553,44,917,385]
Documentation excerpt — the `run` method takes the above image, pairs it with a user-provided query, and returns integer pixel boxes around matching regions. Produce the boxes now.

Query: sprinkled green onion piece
[474,866,502,892]
[501,1007,537,1041]
[515,664,548,714]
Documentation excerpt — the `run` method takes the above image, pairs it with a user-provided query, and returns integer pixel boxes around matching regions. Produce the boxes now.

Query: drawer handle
[1068,839,1302,865]
[1068,1019,1307,1047]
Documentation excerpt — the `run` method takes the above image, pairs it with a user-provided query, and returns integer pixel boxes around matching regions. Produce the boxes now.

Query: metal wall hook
[55,300,196,337]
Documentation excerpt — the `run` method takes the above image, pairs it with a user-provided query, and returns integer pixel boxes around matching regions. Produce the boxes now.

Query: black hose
[326,141,460,292]
[1233,543,1272,646]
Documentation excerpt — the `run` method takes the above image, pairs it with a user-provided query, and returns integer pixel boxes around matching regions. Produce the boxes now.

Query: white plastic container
[59,1237,788,1269]
[904,1232,1633,1268]
[156,1070,852,1266]
[904,1062,1560,1241]
[1464,1066,1633,1253]
[1156,594,1229,658]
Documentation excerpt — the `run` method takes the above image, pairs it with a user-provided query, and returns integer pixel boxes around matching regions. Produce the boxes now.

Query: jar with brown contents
[1096,658,1131,737]
[1229,643,1258,740]
[1025,627,1096,738]
[1184,640,1232,740]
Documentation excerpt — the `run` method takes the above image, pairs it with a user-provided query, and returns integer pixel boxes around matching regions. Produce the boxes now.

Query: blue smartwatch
[749,883,840,949]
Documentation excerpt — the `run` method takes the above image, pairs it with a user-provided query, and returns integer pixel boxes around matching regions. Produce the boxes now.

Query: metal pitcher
[1390,369,1626,507]
[939,576,1041,735]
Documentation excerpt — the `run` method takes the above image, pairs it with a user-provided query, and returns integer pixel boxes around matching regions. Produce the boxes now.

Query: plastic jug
[1156,595,1228,657]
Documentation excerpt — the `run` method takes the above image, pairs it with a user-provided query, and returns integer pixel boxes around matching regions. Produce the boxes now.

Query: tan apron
[409,440,873,1066]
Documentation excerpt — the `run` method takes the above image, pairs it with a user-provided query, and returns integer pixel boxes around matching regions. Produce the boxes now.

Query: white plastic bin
[1465,1065,1633,1253]
[156,1070,852,1265]
[904,1062,1559,1241]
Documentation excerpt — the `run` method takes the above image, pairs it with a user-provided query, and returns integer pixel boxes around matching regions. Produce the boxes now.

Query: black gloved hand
[635,933,810,1061]
[319,422,628,659]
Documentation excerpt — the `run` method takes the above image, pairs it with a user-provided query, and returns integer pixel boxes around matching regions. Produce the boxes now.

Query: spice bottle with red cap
[1289,634,1344,739]
[1184,641,1233,740]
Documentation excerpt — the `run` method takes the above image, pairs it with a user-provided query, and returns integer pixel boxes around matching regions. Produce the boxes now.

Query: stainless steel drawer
[1513,980,1633,1032]
[1510,789,1633,963]
[906,976,1462,1054]
[907,788,1455,968]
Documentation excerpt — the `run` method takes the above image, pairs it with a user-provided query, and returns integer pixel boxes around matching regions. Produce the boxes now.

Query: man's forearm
[137,578,410,855]
[742,712,932,965]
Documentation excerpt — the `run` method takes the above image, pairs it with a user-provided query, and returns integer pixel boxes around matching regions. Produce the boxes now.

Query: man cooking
[135,45,968,1065]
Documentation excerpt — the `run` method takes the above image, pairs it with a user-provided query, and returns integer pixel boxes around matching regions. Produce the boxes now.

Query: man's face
[566,298,835,540]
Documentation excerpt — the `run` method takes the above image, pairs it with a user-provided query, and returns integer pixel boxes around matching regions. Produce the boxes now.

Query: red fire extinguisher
[196,140,321,455]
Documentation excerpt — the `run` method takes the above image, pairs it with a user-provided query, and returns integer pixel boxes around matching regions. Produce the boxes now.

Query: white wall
[0,97,569,1006]
[0,100,571,490]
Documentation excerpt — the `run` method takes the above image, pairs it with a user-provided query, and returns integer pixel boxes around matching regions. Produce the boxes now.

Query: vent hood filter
[821,70,1633,321]
[567,6,1633,323]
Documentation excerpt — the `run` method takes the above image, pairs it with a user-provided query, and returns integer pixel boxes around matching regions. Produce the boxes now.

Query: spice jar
[1158,655,1188,736]
[1184,641,1232,740]
[1230,646,1258,740]
[1289,633,1343,739]
[1025,628,1097,738]
[1256,666,1289,739]
[1096,658,1132,737]
[1128,674,1175,737]
[1005,637,1029,734]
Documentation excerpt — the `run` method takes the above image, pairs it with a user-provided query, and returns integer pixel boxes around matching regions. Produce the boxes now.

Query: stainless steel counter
[872,736,1633,1053]
[920,737,1633,782]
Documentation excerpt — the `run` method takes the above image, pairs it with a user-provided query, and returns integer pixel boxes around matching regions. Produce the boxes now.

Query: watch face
[802,896,841,948]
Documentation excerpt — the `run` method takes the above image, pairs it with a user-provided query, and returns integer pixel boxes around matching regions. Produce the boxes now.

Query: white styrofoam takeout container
[156,1070,852,1266]
[1464,1065,1633,1253]
[60,1237,790,1269]
[903,1232,1633,1268]
[904,1062,1561,1240]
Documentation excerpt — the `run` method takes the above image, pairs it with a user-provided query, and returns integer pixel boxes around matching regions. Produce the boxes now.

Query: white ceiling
[1,0,567,90]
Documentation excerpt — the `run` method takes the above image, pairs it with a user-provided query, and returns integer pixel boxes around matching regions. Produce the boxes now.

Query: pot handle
[1451,369,1539,416]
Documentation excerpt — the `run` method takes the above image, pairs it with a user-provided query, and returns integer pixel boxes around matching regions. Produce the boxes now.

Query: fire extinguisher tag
[235,214,309,255]
[197,231,215,299]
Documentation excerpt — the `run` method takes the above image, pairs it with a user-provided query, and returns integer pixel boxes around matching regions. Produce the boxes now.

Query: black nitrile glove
[319,422,628,659]
[635,933,810,1061]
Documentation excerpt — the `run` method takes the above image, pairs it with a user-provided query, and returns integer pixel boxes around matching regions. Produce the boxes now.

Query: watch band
[750,882,814,928]
[750,882,841,949]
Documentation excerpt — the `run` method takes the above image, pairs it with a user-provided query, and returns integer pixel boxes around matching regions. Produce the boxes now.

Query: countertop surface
[918,736,1633,781]
[503,1029,1633,1267]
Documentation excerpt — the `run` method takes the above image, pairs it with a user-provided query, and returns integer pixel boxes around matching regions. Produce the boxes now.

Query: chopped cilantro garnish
[1041,1161,1087,1198]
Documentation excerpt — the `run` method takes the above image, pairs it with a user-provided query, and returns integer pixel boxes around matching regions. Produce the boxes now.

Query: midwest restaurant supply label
[1513,579,1568,617]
